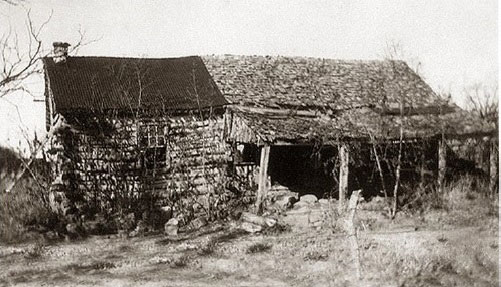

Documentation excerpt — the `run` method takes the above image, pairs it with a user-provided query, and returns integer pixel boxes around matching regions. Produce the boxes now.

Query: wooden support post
[437,138,446,193]
[489,138,498,194]
[338,144,349,209]
[419,148,426,189]
[255,144,270,214]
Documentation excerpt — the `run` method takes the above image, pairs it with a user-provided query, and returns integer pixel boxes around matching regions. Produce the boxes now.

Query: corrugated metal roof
[43,56,228,113]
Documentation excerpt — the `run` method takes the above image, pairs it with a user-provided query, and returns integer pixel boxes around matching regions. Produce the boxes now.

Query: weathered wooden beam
[232,105,318,118]
[437,138,447,192]
[255,144,270,214]
[419,143,427,189]
[375,105,457,116]
[338,144,349,209]
[489,138,498,193]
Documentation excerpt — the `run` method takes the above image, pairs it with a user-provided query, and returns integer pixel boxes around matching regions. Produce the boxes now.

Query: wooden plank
[375,105,456,116]
[338,144,349,209]
[232,105,318,118]
[255,144,270,214]
[437,138,446,192]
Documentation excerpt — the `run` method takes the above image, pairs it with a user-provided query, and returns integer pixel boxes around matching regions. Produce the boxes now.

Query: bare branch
[0,0,24,6]
[464,82,498,125]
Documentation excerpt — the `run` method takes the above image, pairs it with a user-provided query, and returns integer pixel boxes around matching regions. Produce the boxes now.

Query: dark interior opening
[268,145,337,199]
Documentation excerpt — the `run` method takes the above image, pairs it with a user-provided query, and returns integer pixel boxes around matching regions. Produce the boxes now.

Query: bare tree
[385,42,405,219]
[0,7,95,99]
[464,83,498,126]
[0,9,51,98]
[2,6,98,193]
[366,41,413,219]
[0,0,24,6]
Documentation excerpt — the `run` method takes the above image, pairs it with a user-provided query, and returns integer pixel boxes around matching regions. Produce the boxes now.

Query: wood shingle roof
[203,55,493,143]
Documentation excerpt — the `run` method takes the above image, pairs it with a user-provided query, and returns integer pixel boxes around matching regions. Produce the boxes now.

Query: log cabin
[43,43,232,222]
[42,43,496,222]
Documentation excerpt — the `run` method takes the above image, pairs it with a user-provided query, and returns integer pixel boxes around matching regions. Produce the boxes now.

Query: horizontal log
[233,105,318,118]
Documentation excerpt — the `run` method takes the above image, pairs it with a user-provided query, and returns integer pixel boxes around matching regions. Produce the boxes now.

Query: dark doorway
[268,145,336,199]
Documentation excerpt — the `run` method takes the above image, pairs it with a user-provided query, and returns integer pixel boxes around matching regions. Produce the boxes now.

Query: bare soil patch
[0,217,497,287]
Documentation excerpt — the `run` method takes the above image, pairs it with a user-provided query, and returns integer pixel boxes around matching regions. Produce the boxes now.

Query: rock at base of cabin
[275,196,298,210]
[160,206,173,220]
[190,217,208,230]
[164,218,179,236]
[65,223,78,236]
[129,220,147,237]
[300,194,318,204]
[308,210,324,227]
[241,212,277,228]
[318,199,329,206]
[272,189,299,209]
[293,200,311,210]
[265,217,277,227]
[241,222,263,233]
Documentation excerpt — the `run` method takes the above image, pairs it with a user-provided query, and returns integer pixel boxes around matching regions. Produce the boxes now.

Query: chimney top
[53,42,71,48]
[53,42,71,64]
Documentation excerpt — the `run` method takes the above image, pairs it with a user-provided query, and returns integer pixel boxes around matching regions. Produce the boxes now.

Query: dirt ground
[0,213,498,287]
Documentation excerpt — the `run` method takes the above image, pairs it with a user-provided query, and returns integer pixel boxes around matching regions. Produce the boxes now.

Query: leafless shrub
[246,242,272,254]
[64,261,116,273]
[463,83,498,126]
[24,241,44,260]
[197,240,216,256]
[303,250,328,261]
[261,222,291,235]
[0,145,59,242]
[170,254,190,268]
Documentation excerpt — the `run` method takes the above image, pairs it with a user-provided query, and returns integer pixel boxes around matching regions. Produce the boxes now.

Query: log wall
[50,111,233,223]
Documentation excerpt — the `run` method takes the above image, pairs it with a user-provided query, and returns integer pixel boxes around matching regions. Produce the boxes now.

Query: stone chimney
[53,42,71,63]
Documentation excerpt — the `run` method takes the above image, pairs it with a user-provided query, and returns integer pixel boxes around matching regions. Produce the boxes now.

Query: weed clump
[303,250,328,261]
[24,242,45,260]
[170,255,190,268]
[246,242,272,254]
[198,240,216,256]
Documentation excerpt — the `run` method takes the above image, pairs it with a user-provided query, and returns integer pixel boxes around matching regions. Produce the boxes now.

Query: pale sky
[0,0,498,151]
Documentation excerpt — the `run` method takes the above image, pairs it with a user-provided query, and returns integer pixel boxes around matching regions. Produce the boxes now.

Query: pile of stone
[282,194,334,230]
[239,212,277,233]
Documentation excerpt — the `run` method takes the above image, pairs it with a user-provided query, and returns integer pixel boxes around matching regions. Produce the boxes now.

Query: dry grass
[246,242,272,254]
[0,166,497,286]
[0,179,52,243]
[0,220,497,286]
[303,250,328,261]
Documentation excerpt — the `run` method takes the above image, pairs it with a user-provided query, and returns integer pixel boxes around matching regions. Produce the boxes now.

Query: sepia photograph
[0,1,498,286]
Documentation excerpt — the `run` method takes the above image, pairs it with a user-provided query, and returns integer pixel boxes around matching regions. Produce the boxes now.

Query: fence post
[339,144,349,209]
[255,144,270,214]
[437,139,446,192]
[489,137,498,194]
